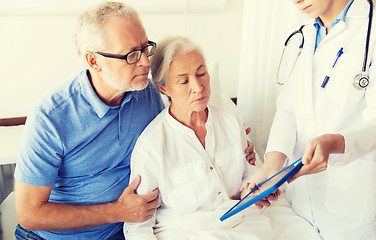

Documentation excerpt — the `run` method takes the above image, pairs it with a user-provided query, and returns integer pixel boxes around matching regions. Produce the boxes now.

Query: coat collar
[347,0,373,19]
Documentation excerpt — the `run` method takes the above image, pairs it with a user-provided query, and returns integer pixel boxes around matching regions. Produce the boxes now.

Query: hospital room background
[0,0,306,238]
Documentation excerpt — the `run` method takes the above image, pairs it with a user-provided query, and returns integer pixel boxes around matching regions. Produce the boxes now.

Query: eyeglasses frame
[95,41,157,65]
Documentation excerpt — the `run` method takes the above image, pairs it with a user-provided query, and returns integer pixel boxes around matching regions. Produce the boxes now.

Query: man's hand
[288,134,345,182]
[245,127,256,165]
[115,175,159,223]
[15,175,159,231]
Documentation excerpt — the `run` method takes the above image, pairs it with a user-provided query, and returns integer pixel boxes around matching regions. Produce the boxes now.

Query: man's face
[97,17,151,93]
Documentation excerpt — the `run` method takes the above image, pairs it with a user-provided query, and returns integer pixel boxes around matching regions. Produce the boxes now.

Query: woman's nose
[191,77,203,92]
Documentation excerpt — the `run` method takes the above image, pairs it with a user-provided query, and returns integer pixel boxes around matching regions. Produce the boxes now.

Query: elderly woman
[124,36,273,240]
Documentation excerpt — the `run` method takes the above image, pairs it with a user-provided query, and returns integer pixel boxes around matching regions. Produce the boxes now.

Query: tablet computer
[220,158,303,221]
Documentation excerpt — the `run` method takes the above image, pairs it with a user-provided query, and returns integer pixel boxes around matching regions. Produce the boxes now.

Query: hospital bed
[0,63,322,240]
[0,125,23,240]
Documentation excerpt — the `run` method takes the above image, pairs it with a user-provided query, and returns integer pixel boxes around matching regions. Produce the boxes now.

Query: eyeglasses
[96,41,157,65]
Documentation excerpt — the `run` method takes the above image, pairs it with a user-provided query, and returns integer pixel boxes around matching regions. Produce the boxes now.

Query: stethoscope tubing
[278,0,373,87]
[363,0,373,72]
[284,25,305,49]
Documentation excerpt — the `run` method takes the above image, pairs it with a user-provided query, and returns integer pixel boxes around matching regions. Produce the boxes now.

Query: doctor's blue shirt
[314,0,354,50]
[14,70,164,239]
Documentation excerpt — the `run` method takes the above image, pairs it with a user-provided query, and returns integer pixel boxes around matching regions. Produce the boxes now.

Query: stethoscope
[277,0,373,90]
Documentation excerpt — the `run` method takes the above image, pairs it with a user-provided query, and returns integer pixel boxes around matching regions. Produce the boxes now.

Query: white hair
[73,1,141,60]
[150,36,205,91]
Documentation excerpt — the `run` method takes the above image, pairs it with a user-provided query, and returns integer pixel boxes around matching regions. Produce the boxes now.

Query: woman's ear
[158,85,168,96]
[84,52,101,72]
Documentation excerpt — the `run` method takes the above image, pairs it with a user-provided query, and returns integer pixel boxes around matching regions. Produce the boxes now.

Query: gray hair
[150,36,205,92]
[74,1,141,59]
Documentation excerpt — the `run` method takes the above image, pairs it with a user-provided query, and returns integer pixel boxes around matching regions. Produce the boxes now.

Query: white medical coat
[266,0,376,239]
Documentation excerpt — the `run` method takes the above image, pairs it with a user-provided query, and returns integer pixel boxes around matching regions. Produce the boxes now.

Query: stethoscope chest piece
[353,72,369,90]
[277,0,373,89]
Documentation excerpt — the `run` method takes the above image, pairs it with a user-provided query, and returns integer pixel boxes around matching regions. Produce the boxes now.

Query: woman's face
[160,50,211,116]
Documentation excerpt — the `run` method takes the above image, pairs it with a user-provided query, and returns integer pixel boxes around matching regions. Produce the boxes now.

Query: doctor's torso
[292,20,370,149]
[284,0,376,156]
[275,0,376,239]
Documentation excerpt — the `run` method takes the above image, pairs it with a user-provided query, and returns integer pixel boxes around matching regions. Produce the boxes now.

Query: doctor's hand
[115,175,159,223]
[288,134,345,183]
[245,127,256,165]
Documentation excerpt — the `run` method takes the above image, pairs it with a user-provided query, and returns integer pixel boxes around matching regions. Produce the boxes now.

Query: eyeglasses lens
[127,51,141,64]
[127,43,156,64]
[147,44,156,57]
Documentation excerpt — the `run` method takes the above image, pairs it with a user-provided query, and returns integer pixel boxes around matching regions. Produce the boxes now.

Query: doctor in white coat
[248,0,376,239]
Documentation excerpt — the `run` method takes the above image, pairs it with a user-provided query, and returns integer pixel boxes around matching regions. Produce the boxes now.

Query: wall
[0,0,244,118]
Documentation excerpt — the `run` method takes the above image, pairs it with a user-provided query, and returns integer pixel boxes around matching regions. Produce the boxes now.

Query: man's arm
[15,175,159,231]
[245,127,256,165]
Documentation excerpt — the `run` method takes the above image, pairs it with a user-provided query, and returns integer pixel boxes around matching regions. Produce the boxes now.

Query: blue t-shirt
[14,70,164,239]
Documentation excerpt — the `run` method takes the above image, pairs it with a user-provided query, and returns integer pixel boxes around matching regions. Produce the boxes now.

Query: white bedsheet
[154,200,274,240]
[262,193,322,240]
[152,193,322,240]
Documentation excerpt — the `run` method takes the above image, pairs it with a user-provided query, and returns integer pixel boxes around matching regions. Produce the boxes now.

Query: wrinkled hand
[242,167,282,209]
[245,127,256,165]
[115,175,159,223]
[288,134,345,183]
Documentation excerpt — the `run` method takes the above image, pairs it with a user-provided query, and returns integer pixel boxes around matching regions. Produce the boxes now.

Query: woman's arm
[125,147,160,240]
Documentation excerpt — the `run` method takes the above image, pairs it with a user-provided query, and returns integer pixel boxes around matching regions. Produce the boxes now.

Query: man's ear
[84,52,101,72]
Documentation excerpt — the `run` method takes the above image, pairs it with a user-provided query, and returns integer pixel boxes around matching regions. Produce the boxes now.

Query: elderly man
[14,2,163,239]
[14,2,257,239]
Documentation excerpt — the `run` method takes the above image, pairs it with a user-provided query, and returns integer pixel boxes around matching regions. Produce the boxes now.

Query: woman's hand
[242,151,287,208]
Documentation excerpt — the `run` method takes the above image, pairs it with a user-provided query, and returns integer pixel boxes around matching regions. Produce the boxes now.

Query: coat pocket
[325,159,376,220]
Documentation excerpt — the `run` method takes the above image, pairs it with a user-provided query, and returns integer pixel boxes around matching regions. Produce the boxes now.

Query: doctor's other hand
[288,134,345,183]
[245,127,256,165]
[243,167,282,209]
[115,175,159,223]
